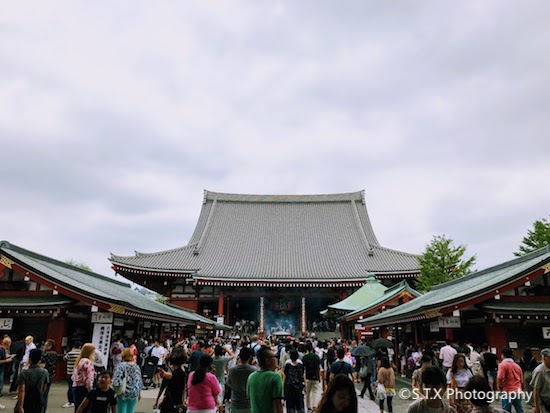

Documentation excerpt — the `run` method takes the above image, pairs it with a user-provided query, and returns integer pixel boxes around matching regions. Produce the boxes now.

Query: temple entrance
[226,295,336,336]
[229,297,259,334]
[265,296,299,336]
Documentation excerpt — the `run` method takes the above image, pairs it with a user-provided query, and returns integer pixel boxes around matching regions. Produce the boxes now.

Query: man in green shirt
[246,346,283,413]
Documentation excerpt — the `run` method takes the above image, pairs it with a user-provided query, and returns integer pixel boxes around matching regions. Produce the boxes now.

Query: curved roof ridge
[372,244,421,259]
[1,241,130,288]
[431,245,550,291]
[195,199,217,252]
[204,190,364,203]
[350,200,372,253]
[110,242,198,261]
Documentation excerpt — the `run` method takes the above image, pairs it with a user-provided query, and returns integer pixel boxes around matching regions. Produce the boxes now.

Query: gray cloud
[1,1,549,276]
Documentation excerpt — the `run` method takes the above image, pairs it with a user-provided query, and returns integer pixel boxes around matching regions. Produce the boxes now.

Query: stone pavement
[0,383,158,413]
[0,381,382,413]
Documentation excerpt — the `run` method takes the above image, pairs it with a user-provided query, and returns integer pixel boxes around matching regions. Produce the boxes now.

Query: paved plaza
[0,380,382,413]
[0,373,528,413]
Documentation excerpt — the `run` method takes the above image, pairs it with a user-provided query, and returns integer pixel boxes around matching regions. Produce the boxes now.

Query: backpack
[303,354,320,380]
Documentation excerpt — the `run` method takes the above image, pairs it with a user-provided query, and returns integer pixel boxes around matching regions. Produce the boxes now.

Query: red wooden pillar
[226,297,231,326]
[445,328,454,341]
[47,317,67,382]
[218,290,224,317]
[485,324,507,357]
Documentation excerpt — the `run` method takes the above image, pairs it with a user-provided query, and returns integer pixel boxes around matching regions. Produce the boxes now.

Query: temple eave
[112,264,195,278]
[194,279,366,287]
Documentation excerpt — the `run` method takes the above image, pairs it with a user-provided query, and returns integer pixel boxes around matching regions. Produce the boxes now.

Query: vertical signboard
[92,323,112,368]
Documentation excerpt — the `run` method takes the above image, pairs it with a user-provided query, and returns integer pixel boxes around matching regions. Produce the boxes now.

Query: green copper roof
[327,274,388,312]
[360,246,550,327]
[344,280,421,321]
[0,296,74,307]
[479,301,550,315]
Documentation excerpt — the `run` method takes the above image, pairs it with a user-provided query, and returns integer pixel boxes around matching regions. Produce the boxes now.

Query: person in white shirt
[21,335,36,368]
[439,340,457,374]
[469,345,483,377]
[150,340,166,388]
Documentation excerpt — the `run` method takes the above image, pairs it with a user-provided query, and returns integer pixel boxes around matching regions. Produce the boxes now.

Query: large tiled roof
[0,241,225,327]
[360,246,550,327]
[110,190,420,281]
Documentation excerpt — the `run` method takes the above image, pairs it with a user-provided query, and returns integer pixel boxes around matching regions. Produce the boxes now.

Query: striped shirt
[64,348,81,376]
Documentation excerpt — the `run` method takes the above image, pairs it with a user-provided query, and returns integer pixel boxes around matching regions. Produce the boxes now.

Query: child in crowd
[76,370,117,413]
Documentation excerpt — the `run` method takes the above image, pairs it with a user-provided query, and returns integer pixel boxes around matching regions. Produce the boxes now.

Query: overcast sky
[1,1,549,279]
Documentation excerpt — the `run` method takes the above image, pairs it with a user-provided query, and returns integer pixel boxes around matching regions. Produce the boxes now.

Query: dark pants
[9,357,20,392]
[360,373,375,399]
[72,386,88,412]
[0,367,4,394]
[380,396,393,413]
[67,377,74,403]
[41,382,52,413]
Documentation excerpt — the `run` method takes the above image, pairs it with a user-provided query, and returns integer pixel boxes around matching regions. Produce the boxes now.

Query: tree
[65,259,92,272]
[416,235,476,293]
[515,217,550,256]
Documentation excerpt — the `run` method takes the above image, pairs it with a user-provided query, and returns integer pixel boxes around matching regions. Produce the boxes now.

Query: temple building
[321,274,421,339]
[360,246,550,355]
[110,190,420,335]
[0,241,226,379]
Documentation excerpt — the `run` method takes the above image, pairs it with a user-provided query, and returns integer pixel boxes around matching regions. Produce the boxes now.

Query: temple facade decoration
[110,190,420,335]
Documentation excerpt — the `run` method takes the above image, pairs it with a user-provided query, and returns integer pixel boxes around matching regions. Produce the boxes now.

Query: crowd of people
[400,339,549,413]
[1,332,549,413]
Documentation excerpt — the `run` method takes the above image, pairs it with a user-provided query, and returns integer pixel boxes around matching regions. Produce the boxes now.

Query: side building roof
[344,281,421,322]
[360,246,550,327]
[110,190,420,283]
[325,274,388,313]
[0,241,227,328]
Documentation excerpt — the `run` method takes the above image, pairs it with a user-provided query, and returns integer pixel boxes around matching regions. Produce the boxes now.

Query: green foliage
[156,293,167,303]
[416,235,476,293]
[515,217,550,256]
[65,259,92,272]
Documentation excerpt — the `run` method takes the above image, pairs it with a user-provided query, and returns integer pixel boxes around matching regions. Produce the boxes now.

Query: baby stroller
[141,355,159,389]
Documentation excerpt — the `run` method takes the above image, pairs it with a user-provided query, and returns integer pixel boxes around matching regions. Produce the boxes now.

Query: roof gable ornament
[424,309,442,319]
[368,246,374,256]
[0,255,14,269]
[361,190,366,205]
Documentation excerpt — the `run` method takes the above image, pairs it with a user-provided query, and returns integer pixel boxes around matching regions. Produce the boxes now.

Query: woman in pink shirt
[187,355,220,413]
[72,343,96,413]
